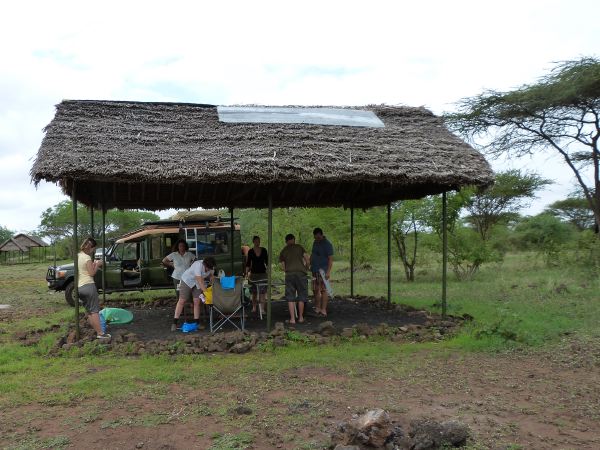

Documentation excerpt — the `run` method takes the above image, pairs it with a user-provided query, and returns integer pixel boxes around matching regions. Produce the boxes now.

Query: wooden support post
[442,192,448,318]
[90,205,94,238]
[102,204,106,304]
[350,206,354,298]
[72,182,80,340]
[230,207,234,275]
[267,193,273,332]
[387,202,392,307]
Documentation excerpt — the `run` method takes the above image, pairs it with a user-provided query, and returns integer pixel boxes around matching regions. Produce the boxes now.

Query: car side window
[123,242,138,260]
[150,236,161,259]
[196,230,229,255]
[111,243,122,261]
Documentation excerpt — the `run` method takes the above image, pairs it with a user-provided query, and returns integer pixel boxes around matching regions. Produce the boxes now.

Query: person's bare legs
[297,301,305,323]
[287,302,296,324]
[193,297,201,320]
[314,284,322,313]
[88,313,103,335]
[251,289,258,312]
[320,290,328,317]
[174,296,186,319]
[259,291,266,315]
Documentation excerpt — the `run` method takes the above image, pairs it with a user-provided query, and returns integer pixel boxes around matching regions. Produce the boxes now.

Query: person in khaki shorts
[278,233,310,325]
[77,237,110,340]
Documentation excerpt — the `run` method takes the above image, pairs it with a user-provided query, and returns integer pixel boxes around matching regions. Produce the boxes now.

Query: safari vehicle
[46,212,244,306]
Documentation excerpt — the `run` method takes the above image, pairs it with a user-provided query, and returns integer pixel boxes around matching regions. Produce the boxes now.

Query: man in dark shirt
[310,227,334,317]
[279,233,310,325]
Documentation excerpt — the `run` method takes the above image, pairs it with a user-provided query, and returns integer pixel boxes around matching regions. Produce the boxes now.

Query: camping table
[247,276,312,320]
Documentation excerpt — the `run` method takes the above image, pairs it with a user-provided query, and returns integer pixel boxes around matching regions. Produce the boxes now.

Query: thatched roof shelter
[13,233,48,248]
[0,234,48,253]
[0,238,27,252]
[31,100,493,210]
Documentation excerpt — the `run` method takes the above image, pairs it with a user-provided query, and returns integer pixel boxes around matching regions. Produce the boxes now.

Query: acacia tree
[0,225,14,244]
[465,169,552,241]
[545,194,596,231]
[445,57,600,233]
[37,200,159,256]
[392,200,427,281]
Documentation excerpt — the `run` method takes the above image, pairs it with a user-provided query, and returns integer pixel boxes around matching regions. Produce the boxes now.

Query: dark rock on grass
[230,341,253,354]
[207,341,227,352]
[319,321,337,336]
[331,411,469,450]
[14,331,28,340]
[331,409,392,449]
[272,336,287,347]
[354,323,372,336]
[341,327,354,338]
[232,405,253,416]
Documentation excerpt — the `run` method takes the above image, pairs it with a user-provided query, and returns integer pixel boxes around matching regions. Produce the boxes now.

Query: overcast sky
[1,0,598,233]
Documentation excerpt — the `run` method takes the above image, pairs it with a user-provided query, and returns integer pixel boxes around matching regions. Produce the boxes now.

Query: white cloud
[1,0,599,230]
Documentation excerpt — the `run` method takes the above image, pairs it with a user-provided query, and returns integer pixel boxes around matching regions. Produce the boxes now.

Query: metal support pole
[387,202,392,307]
[267,193,273,332]
[101,204,106,304]
[90,205,94,238]
[230,207,234,275]
[72,183,80,340]
[350,206,354,298]
[442,191,448,318]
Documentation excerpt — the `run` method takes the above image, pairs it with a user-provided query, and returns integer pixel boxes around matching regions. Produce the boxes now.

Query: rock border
[46,296,469,357]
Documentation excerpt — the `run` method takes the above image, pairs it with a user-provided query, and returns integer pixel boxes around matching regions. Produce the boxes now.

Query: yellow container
[204,286,213,305]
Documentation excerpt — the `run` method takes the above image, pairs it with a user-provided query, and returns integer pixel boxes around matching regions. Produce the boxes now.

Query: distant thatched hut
[0,233,48,264]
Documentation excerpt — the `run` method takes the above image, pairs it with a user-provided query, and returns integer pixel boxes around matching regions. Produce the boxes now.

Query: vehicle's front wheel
[64,282,78,307]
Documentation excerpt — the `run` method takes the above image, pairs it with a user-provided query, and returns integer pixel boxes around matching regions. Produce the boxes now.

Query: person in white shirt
[171,257,216,331]
[162,239,195,300]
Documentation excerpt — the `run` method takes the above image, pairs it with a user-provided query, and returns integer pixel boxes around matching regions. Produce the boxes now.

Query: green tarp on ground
[100,307,133,324]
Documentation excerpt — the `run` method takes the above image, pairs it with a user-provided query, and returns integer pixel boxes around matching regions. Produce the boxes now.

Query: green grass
[339,251,600,350]
[1,251,599,409]
[209,432,254,450]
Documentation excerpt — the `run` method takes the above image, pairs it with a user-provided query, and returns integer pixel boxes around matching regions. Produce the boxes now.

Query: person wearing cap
[278,233,310,325]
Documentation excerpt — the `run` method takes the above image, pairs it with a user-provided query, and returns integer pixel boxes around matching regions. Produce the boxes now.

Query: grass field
[1,253,599,449]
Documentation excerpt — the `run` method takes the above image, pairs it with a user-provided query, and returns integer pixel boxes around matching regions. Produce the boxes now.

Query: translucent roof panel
[217,106,385,128]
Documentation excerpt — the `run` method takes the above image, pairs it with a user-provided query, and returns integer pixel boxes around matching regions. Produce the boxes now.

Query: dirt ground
[2,295,600,449]
[107,296,428,341]
[2,338,599,449]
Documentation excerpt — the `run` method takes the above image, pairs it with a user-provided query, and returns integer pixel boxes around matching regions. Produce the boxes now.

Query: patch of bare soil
[103,295,433,342]
[1,338,599,449]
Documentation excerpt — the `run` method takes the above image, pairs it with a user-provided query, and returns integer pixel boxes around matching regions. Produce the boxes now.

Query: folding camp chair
[209,277,245,332]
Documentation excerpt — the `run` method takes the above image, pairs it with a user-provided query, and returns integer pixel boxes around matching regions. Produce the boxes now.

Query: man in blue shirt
[310,227,334,317]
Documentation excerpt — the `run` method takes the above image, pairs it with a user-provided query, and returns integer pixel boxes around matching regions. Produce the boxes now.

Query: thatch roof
[13,233,48,248]
[0,234,48,252]
[31,100,493,210]
[0,238,27,252]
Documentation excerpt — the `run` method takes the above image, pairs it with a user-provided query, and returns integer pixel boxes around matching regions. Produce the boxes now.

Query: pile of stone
[330,409,470,450]
[47,304,466,356]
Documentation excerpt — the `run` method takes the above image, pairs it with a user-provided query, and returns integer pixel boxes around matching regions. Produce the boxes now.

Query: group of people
[75,227,333,339]
[246,227,334,325]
